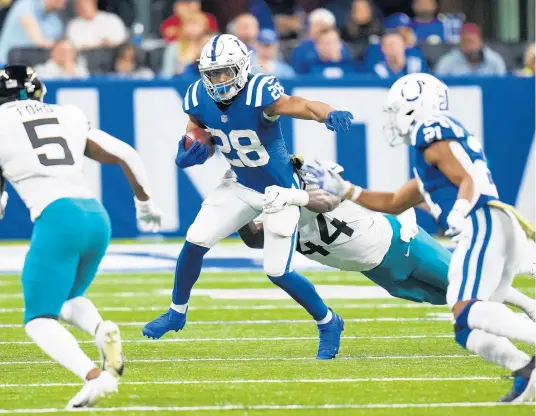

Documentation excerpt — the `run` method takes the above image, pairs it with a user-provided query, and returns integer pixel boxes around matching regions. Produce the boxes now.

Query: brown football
[183,128,216,158]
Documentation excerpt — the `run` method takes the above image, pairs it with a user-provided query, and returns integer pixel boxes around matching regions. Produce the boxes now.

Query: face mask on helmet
[199,49,251,103]
[201,66,241,103]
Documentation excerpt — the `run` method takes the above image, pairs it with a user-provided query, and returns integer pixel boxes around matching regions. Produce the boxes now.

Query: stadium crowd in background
[0,0,532,80]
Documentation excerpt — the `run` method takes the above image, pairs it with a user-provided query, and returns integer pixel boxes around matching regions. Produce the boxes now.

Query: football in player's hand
[184,128,216,158]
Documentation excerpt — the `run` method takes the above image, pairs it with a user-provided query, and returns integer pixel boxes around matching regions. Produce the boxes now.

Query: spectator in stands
[113,43,154,79]
[371,32,428,79]
[35,39,89,79]
[363,13,427,73]
[0,0,65,65]
[181,31,216,78]
[410,0,445,44]
[515,44,535,77]
[231,13,260,51]
[341,0,382,44]
[435,23,507,76]
[291,8,352,74]
[265,0,304,39]
[160,0,218,43]
[66,0,128,50]
[161,12,208,78]
[251,29,295,79]
[308,28,358,79]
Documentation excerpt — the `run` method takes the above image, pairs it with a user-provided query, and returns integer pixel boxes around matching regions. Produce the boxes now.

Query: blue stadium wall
[0,76,534,239]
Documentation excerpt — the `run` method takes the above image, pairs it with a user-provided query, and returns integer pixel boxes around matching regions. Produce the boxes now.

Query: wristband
[344,183,363,201]
[452,199,471,218]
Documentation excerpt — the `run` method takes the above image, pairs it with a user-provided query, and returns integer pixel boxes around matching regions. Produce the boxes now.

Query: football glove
[445,199,470,239]
[263,185,309,214]
[301,161,352,198]
[175,138,208,169]
[325,111,354,132]
[0,192,8,220]
[135,197,163,233]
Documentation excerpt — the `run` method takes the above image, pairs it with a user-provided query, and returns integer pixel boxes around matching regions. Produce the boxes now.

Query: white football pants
[447,205,526,308]
[186,173,301,277]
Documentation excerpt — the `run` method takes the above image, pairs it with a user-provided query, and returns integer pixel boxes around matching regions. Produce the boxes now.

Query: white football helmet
[198,34,252,103]
[383,73,449,146]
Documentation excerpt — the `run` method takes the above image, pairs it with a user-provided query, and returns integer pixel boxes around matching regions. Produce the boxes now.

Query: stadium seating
[8,48,50,67]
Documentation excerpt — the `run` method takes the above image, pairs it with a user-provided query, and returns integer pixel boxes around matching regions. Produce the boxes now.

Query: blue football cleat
[142,308,187,339]
[316,309,344,360]
[499,356,535,403]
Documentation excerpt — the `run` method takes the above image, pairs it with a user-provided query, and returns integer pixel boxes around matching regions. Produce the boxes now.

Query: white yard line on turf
[0,354,478,365]
[0,376,504,388]
[0,303,446,313]
[0,402,534,414]
[0,317,450,328]
[0,334,453,345]
[0,403,532,414]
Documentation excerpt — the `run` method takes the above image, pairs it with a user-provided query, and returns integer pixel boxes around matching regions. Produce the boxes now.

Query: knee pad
[186,222,218,248]
[264,205,300,237]
[264,262,288,278]
[454,324,472,348]
[455,299,479,328]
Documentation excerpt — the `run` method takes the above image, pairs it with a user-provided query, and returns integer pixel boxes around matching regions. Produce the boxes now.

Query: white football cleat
[66,370,118,409]
[95,320,124,378]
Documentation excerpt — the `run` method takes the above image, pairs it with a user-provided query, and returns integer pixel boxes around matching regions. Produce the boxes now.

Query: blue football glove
[325,111,354,132]
[175,138,209,169]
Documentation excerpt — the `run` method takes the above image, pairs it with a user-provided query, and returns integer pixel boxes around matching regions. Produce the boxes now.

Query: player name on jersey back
[0,100,94,221]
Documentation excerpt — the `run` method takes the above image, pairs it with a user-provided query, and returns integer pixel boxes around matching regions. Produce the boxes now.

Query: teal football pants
[22,198,111,323]
[363,214,451,305]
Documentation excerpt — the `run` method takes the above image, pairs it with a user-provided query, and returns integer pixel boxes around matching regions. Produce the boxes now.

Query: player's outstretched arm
[265,94,353,132]
[302,161,422,214]
[262,185,341,214]
[85,128,162,232]
[238,222,265,249]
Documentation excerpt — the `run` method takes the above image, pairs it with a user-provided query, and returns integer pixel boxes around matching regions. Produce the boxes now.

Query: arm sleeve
[87,128,151,195]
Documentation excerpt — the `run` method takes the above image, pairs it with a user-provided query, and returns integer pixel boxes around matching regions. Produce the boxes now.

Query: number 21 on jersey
[209,128,270,168]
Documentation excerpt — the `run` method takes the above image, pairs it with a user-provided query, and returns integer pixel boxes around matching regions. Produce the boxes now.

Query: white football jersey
[0,100,94,221]
[297,200,393,272]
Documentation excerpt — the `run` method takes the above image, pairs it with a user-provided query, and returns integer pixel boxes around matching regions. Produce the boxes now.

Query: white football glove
[301,161,351,198]
[445,200,470,239]
[134,197,163,233]
[262,185,309,214]
[0,192,8,220]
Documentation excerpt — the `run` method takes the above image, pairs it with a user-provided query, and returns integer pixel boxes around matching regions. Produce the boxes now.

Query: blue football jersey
[182,73,296,193]
[410,115,498,229]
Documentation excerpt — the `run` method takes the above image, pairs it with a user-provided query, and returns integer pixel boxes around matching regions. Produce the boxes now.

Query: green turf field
[0,270,534,415]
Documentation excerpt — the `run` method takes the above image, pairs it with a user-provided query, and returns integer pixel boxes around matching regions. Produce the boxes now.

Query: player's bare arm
[353,179,423,214]
[423,140,475,204]
[84,130,151,201]
[305,189,341,213]
[265,94,334,122]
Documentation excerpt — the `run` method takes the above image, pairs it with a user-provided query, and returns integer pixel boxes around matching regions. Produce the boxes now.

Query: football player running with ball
[0,66,162,408]
[303,73,536,401]
[143,34,353,359]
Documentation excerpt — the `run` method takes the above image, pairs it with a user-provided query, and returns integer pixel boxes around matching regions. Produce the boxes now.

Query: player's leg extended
[263,205,343,360]
[448,207,536,402]
[59,199,124,379]
[22,199,117,407]
[362,215,447,305]
[143,183,259,339]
